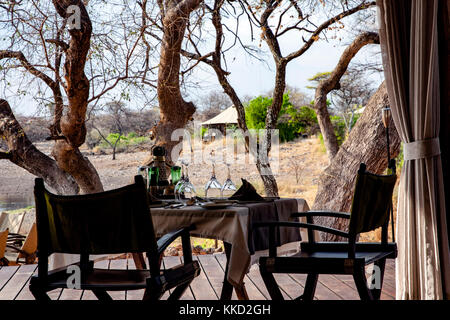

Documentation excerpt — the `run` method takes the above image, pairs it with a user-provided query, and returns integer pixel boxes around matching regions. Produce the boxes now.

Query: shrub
[99,132,149,150]
[245,94,318,143]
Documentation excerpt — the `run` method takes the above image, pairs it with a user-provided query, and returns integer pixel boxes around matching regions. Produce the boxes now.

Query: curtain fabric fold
[377,0,450,299]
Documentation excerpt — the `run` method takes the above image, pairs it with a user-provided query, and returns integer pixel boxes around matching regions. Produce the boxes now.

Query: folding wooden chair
[5,223,37,265]
[254,162,398,301]
[29,175,200,301]
[0,229,9,266]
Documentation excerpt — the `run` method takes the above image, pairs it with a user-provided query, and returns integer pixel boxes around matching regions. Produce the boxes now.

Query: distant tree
[90,101,127,160]
[195,90,232,122]
[311,31,380,161]
[329,69,376,133]
[181,0,377,196]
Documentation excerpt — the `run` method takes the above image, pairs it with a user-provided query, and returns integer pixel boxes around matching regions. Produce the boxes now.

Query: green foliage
[245,94,318,142]
[99,132,149,149]
[330,115,347,145]
[201,126,208,138]
[306,71,332,90]
[245,96,272,130]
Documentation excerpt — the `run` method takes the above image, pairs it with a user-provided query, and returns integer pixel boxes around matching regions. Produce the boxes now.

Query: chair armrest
[291,211,350,219]
[157,225,195,256]
[253,221,349,239]
[252,221,349,258]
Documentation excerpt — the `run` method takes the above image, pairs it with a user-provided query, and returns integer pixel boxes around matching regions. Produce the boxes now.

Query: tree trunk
[314,99,340,161]
[312,82,401,241]
[0,99,79,194]
[51,0,103,194]
[147,0,202,171]
[313,32,380,162]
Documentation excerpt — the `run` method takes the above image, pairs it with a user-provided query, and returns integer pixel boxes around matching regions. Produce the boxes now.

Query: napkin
[229,179,265,202]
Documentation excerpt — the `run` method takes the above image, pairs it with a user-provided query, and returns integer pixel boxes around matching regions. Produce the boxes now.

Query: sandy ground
[0,137,329,210]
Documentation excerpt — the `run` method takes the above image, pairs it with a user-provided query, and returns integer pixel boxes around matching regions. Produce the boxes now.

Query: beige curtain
[377,0,450,299]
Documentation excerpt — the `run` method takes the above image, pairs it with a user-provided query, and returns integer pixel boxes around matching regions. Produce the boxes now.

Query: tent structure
[201,106,239,137]
[202,105,238,126]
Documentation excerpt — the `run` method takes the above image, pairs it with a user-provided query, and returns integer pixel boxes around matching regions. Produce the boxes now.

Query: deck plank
[215,254,271,300]
[196,255,224,299]
[189,255,218,300]
[0,254,397,301]
[0,266,19,293]
[125,256,145,300]
[288,273,342,300]
[0,264,36,300]
[164,256,195,300]
[204,254,267,300]
[107,258,127,300]
[81,259,109,300]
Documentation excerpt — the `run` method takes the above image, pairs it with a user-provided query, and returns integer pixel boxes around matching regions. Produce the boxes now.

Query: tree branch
[285,1,376,62]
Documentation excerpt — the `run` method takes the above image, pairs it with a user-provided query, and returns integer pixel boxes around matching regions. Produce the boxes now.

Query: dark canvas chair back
[348,164,397,237]
[34,176,158,257]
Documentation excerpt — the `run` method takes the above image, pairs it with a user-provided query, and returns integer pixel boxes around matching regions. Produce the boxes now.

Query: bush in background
[245,94,318,142]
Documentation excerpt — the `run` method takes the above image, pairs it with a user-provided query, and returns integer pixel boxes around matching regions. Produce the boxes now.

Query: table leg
[220,242,249,300]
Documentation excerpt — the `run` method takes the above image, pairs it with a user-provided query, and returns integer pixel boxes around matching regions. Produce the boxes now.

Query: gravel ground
[0,137,329,210]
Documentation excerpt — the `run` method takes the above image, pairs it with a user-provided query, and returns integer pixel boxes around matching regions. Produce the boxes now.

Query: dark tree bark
[0,100,79,194]
[146,0,202,170]
[312,82,401,241]
[313,32,380,161]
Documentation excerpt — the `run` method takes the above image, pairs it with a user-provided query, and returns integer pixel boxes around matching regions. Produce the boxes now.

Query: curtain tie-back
[404,137,441,161]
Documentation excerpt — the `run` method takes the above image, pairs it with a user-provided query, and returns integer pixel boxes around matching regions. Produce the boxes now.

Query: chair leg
[142,287,164,301]
[370,259,386,300]
[168,282,191,300]
[301,273,318,300]
[29,285,51,301]
[92,289,113,301]
[260,269,284,300]
[353,266,373,301]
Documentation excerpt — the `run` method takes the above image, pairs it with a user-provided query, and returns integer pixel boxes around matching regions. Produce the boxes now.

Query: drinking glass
[221,164,237,198]
[137,166,151,191]
[175,162,196,204]
[204,163,222,199]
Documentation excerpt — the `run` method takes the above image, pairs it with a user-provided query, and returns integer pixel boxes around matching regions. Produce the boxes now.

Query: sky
[186,37,384,102]
[1,2,384,116]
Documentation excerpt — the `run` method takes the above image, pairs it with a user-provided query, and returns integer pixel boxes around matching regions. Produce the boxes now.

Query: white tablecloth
[151,198,310,287]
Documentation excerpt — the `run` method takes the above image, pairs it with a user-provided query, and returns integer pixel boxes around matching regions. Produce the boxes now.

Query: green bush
[330,115,347,146]
[245,94,318,142]
[99,132,149,149]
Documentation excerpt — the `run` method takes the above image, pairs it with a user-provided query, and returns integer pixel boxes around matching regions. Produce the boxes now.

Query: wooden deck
[0,254,396,300]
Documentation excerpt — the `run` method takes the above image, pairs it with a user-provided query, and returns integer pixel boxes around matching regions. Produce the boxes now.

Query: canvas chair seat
[254,162,398,301]
[42,260,199,292]
[260,243,396,275]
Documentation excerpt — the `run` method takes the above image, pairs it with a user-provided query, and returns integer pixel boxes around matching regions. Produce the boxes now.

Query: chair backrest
[0,229,8,260]
[34,176,158,258]
[0,211,26,234]
[348,163,397,238]
[17,223,37,261]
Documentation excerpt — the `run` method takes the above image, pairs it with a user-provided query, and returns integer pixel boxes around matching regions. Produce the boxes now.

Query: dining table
[148,197,313,300]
